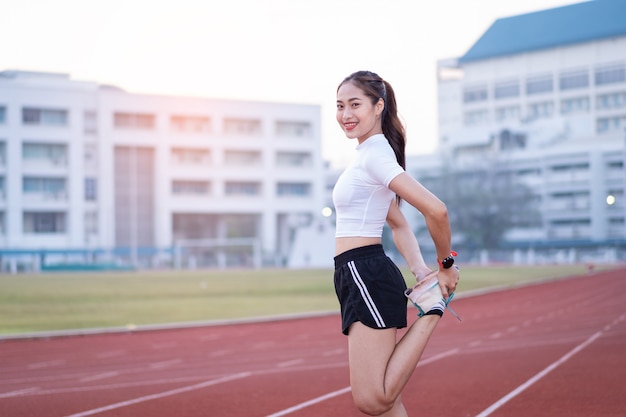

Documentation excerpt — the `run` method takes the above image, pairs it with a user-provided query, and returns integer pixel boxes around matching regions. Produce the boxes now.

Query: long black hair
[337,70,406,171]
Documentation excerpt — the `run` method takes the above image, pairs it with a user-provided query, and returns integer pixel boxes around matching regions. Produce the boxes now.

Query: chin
[344,130,360,139]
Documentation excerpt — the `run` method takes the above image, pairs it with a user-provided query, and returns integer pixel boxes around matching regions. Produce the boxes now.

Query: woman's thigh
[348,322,397,396]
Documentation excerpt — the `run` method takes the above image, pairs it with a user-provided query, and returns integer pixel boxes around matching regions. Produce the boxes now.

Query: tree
[422,162,540,250]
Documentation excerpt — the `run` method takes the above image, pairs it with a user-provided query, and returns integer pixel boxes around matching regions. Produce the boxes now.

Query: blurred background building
[0,70,324,271]
[405,0,626,264]
[2,1,625,271]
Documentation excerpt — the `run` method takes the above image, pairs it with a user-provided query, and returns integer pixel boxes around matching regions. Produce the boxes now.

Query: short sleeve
[362,141,404,186]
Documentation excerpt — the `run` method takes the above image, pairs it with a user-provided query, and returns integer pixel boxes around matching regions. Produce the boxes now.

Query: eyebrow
[336,97,362,103]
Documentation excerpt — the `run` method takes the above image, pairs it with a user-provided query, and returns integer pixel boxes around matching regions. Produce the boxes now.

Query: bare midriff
[335,236,382,256]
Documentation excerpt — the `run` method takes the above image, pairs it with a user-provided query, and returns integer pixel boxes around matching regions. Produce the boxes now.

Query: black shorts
[334,244,408,335]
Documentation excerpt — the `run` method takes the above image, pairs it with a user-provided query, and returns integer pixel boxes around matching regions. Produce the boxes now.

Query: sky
[1,0,582,167]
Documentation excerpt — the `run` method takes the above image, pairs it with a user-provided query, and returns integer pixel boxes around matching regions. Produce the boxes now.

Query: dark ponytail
[338,71,406,171]
[381,79,406,171]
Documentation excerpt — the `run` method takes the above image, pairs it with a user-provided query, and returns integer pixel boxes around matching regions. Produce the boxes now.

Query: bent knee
[353,393,394,416]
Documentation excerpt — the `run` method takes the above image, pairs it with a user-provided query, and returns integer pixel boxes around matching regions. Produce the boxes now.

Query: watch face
[442,257,455,268]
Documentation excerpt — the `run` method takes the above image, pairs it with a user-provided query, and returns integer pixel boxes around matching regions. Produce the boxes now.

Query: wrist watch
[438,251,457,269]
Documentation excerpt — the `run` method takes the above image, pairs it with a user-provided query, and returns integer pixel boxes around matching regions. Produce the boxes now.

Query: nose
[341,107,353,121]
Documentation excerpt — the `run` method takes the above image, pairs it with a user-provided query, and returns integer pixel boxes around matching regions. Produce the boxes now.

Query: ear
[375,98,385,116]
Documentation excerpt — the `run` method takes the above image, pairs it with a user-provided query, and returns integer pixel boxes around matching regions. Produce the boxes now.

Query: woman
[333,70,460,416]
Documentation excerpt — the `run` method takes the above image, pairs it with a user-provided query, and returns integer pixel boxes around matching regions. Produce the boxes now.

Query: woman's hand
[437,266,460,300]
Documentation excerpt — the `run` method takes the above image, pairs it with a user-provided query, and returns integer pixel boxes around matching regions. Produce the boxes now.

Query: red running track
[1,268,625,417]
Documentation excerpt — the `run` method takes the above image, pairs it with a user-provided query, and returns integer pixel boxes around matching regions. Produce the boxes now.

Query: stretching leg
[347,316,440,416]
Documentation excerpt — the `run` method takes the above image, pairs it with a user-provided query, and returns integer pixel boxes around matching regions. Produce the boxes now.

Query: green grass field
[0,265,601,335]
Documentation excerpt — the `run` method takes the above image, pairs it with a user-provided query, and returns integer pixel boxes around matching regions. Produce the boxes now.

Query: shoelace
[444,292,462,322]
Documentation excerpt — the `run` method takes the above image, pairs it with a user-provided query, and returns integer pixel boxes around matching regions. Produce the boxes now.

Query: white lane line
[27,360,65,369]
[149,358,182,369]
[277,359,304,368]
[80,372,120,383]
[265,387,352,417]
[64,372,251,417]
[264,348,459,417]
[0,388,39,398]
[420,348,459,364]
[9,362,348,398]
[468,340,482,348]
[322,348,344,357]
[474,330,603,417]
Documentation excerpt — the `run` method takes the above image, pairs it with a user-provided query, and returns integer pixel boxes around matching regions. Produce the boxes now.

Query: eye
[351,103,360,108]
[336,103,344,110]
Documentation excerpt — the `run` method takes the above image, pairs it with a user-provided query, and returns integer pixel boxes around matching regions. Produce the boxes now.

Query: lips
[344,122,357,131]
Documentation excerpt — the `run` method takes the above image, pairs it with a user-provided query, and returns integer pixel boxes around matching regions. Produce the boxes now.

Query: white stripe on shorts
[347,260,386,328]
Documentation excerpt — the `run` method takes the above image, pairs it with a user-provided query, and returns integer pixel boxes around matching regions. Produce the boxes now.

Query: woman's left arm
[388,172,459,297]
[386,200,431,280]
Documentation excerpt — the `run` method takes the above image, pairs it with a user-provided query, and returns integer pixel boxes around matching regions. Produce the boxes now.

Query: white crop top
[332,134,404,238]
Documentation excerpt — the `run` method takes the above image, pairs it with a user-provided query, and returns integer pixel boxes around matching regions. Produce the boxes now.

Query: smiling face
[336,81,384,144]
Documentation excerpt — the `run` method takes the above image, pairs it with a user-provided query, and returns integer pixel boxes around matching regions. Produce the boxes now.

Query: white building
[406,0,626,262]
[0,70,325,270]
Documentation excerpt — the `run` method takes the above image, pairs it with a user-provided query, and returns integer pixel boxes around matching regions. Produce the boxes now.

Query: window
[276,151,312,167]
[170,115,211,133]
[526,75,553,95]
[0,176,4,199]
[464,109,489,125]
[23,177,67,199]
[561,97,589,114]
[85,211,98,236]
[597,115,626,134]
[170,148,211,165]
[595,63,625,86]
[84,144,98,167]
[548,218,591,239]
[22,107,68,126]
[22,142,67,166]
[275,121,312,138]
[463,85,488,103]
[608,217,625,238]
[495,106,520,122]
[113,112,155,129]
[225,181,261,196]
[0,106,5,123]
[559,69,589,91]
[277,182,310,197]
[549,163,589,182]
[223,118,261,136]
[596,92,626,110]
[172,180,210,196]
[527,101,554,119]
[223,214,258,239]
[498,130,526,151]
[549,191,590,210]
[494,80,519,99]
[0,142,5,165]
[224,150,262,166]
[23,212,66,234]
[84,111,97,134]
[85,178,97,201]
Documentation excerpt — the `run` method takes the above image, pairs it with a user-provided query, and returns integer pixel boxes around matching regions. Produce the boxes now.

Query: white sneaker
[404,270,461,321]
